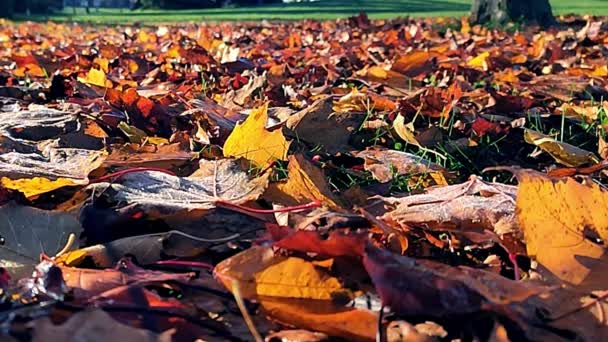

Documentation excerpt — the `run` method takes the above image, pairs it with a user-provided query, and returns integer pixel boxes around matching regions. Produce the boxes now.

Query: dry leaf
[261,298,377,342]
[392,115,420,146]
[468,51,490,70]
[88,159,268,213]
[514,169,608,289]
[382,176,520,242]
[524,129,599,167]
[265,154,343,211]
[355,147,451,185]
[77,68,112,88]
[214,246,348,300]
[286,96,363,154]
[32,309,173,342]
[223,103,290,167]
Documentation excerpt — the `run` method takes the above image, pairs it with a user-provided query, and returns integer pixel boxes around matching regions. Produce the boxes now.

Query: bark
[471,0,555,27]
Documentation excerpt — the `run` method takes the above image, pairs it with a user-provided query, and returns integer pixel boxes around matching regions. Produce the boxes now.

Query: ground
[17,0,608,23]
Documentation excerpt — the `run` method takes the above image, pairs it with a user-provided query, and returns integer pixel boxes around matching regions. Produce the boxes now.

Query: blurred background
[0,0,605,22]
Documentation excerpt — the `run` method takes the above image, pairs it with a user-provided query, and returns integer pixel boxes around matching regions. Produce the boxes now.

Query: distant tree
[471,0,555,26]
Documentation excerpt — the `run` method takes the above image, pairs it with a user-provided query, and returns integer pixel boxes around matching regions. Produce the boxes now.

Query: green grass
[15,0,608,23]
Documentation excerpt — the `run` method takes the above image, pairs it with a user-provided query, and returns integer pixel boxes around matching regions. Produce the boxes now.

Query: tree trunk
[471,0,555,27]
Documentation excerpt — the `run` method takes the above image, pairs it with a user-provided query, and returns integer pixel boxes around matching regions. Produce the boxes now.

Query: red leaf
[273,228,366,258]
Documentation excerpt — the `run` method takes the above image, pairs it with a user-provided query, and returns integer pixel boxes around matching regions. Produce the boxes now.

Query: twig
[154,260,214,271]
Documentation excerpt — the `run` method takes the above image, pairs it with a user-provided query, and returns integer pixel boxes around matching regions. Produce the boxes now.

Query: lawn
[17,0,608,23]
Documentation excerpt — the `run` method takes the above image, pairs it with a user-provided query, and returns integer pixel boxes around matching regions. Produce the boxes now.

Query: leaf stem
[154,260,214,271]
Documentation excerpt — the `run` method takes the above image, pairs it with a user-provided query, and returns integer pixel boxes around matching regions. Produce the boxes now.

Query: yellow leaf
[366,66,388,80]
[392,115,420,146]
[54,249,88,267]
[515,169,608,289]
[265,154,343,211]
[93,57,110,73]
[223,103,290,167]
[332,88,368,113]
[592,65,608,77]
[460,17,471,34]
[524,129,599,167]
[214,246,347,300]
[1,177,80,198]
[467,51,490,69]
[77,68,112,88]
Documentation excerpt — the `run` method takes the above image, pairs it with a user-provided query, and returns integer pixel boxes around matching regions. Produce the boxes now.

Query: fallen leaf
[77,68,112,88]
[1,177,80,198]
[355,147,451,185]
[272,228,366,258]
[89,159,267,213]
[61,258,194,298]
[363,243,552,317]
[513,168,608,289]
[32,309,173,342]
[223,103,290,167]
[0,202,82,278]
[0,147,106,196]
[214,246,348,300]
[468,51,490,70]
[265,329,328,342]
[261,298,377,342]
[265,154,343,211]
[382,176,520,241]
[286,96,363,154]
[392,115,420,146]
[524,129,599,167]
[392,51,438,77]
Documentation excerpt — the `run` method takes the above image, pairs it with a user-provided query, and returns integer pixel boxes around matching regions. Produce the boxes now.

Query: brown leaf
[363,244,552,317]
[286,96,363,154]
[265,154,343,211]
[355,147,452,185]
[32,309,173,342]
[382,176,520,243]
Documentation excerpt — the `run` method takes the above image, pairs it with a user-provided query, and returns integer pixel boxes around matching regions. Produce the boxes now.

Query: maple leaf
[513,168,608,289]
[223,103,290,167]
[214,246,351,300]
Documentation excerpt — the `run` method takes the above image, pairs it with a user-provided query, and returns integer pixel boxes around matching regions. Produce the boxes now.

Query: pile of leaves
[0,13,607,341]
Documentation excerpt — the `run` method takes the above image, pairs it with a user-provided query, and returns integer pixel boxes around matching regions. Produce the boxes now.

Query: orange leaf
[515,169,608,289]
[261,298,377,342]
